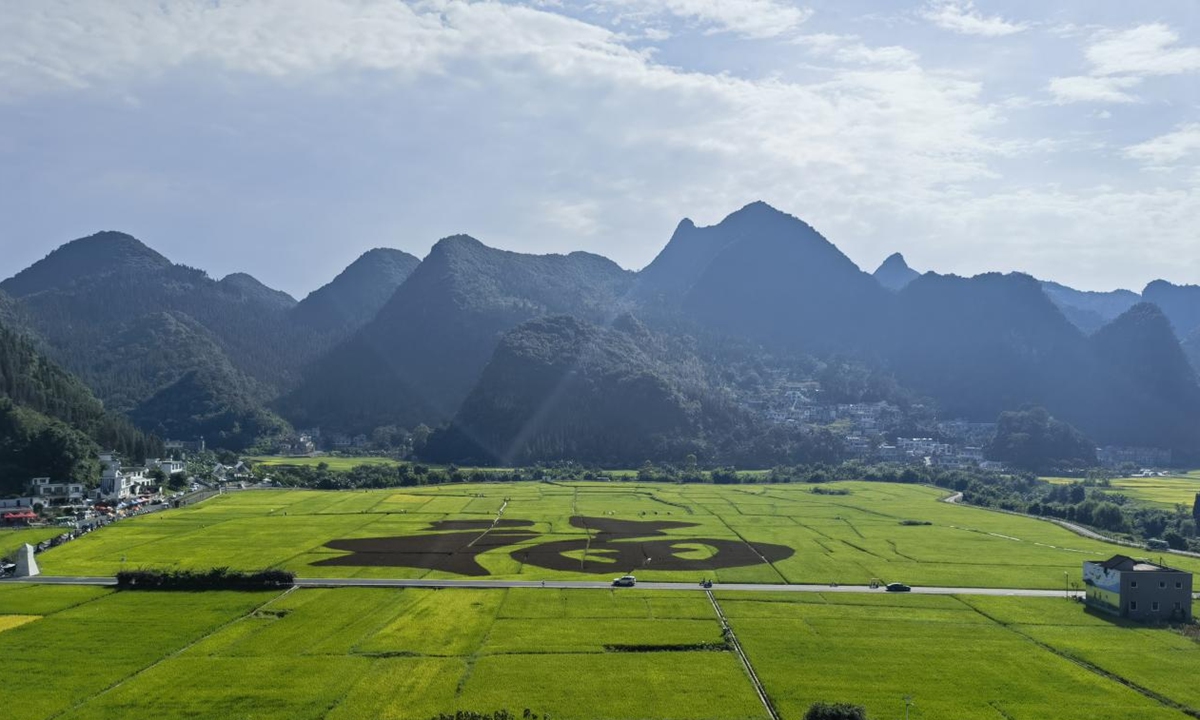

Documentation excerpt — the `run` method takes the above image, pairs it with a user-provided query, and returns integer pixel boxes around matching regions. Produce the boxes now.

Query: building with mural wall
[1083,555,1192,623]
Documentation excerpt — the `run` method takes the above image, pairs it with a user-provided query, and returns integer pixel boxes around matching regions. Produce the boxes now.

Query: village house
[98,453,150,501]
[147,458,187,476]
[164,438,206,454]
[277,433,317,456]
[27,477,87,505]
[1083,555,1193,623]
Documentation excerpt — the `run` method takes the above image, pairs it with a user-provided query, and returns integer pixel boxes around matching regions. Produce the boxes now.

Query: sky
[1,0,1197,298]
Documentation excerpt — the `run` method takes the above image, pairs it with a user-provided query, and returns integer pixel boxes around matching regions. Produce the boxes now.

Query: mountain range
[6,202,1200,466]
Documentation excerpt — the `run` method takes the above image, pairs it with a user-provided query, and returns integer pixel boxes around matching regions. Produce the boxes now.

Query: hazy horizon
[2,0,1197,297]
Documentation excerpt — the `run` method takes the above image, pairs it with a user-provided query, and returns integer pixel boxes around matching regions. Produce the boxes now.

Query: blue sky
[1,0,1197,297]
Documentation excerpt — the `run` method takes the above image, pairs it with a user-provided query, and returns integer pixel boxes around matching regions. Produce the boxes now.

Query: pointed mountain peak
[873,252,920,291]
[428,234,486,256]
[218,273,296,310]
[1093,302,1199,399]
[354,247,420,267]
[293,247,421,332]
[2,231,172,298]
[718,200,809,231]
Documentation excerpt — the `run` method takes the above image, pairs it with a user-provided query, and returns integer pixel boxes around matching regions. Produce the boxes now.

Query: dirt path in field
[43,587,293,720]
[956,596,1200,718]
[707,590,780,720]
[465,499,510,548]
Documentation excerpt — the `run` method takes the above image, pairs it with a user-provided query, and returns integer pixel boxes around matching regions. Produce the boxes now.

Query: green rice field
[31,481,1200,589]
[726,591,1200,720]
[2,583,1199,719]
[246,455,405,471]
[1043,473,1200,508]
[0,527,65,558]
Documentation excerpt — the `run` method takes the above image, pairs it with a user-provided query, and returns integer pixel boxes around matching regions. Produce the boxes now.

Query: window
[1152,602,1160,612]
[1129,601,1138,611]
[1130,580,1138,588]
[1160,581,1166,589]
[1177,582,1183,589]
[1176,602,1182,611]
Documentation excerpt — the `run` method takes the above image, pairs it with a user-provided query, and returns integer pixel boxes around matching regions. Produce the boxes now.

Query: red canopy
[3,511,37,520]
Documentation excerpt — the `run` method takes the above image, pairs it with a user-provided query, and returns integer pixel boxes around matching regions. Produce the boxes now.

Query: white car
[612,575,636,587]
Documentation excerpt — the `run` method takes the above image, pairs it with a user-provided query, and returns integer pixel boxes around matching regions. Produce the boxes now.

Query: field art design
[27,481,1200,586]
[314,516,795,575]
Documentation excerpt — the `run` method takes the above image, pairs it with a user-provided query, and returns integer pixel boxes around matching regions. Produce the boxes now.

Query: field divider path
[43,586,296,720]
[465,499,510,548]
[955,596,1200,719]
[707,590,779,720]
[707,513,790,584]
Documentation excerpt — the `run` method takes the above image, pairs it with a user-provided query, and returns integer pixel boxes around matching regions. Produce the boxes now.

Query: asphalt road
[1,574,1085,597]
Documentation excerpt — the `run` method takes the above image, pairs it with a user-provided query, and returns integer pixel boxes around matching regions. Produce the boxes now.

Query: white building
[147,458,187,475]
[98,453,148,500]
[27,477,87,504]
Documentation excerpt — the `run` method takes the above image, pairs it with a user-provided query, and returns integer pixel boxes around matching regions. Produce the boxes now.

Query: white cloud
[1048,23,1200,105]
[921,1,1026,37]
[1086,23,1200,77]
[603,0,812,39]
[1124,123,1200,165]
[795,34,918,69]
[3,0,1196,295]
[1047,75,1140,104]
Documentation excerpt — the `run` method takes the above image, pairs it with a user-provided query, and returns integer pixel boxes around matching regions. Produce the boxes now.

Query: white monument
[14,543,39,577]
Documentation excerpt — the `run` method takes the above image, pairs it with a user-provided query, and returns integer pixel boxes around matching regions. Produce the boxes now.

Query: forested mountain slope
[291,248,420,339]
[0,320,162,495]
[280,235,634,433]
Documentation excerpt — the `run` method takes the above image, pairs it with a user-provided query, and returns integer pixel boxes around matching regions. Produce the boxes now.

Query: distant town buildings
[1083,555,1192,622]
[1097,446,1172,469]
[276,433,317,455]
[165,438,206,454]
[756,378,1005,468]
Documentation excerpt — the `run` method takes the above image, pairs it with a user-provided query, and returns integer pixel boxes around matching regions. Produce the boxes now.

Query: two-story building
[1083,555,1192,623]
[27,477,87,505]
[98,453,148,501]
[147,458,187,476]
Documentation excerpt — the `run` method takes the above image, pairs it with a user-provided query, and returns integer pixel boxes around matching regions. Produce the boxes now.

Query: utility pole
[904,695,914,720]
[1064,571,1069,599]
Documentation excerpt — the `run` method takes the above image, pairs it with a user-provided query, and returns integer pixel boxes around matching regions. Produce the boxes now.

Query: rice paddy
[32,481,1200,589]
[6,481,1200,718]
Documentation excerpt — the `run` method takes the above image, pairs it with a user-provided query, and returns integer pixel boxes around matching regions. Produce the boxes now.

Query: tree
[805,702,869,720]
[1192,492,1200,525]
[412,424,432,453]
[986,407,1096,472]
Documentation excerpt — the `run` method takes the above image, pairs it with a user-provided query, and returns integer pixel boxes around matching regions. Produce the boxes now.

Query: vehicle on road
[612,575,636,587]
[885,582,912,592]
[700,579,713,588]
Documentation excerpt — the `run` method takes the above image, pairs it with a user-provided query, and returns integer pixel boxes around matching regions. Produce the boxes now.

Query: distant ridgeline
[7,203,1200,467]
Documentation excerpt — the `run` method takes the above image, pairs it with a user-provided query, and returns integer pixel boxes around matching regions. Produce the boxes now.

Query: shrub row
[116,567,294,591]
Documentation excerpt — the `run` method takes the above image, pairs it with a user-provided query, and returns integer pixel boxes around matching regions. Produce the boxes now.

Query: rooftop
[1092,554,1187,573]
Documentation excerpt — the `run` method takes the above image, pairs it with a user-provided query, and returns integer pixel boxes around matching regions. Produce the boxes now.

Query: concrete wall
[1121,571,1193,622]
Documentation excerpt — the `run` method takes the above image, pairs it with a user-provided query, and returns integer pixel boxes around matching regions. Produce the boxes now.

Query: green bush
[805,702,869,720]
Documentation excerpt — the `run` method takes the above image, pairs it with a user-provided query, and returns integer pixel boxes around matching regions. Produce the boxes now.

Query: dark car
[885,582,911,592]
